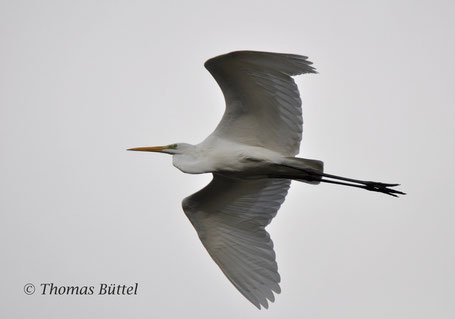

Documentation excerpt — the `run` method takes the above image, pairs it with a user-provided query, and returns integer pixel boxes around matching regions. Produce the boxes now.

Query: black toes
[364,181,405,197]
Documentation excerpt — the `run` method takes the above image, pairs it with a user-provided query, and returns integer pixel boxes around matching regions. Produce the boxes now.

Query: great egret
[128,51,404,309]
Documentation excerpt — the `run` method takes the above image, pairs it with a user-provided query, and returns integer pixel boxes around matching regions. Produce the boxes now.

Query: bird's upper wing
[205,50,316,156]
[182,175,291,309]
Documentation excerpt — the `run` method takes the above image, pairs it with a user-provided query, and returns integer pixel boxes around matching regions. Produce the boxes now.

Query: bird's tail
[272,157,324,185]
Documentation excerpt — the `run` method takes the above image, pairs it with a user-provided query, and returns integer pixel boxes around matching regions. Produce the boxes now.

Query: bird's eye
[168,144,178,149]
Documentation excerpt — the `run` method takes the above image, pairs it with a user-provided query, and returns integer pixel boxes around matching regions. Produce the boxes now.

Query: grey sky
[1,0,454,318]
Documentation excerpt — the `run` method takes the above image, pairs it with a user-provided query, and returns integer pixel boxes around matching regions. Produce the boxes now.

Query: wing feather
[205,50,316,156]
[182,175,290,309]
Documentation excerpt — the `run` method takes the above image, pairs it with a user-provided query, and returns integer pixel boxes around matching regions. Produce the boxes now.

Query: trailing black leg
[276,163,406,197]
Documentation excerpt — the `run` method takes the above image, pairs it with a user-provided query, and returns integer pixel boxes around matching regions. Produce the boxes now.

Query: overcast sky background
[1,1,454,318]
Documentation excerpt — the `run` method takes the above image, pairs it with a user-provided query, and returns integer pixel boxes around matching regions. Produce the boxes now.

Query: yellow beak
[127,146,168,152]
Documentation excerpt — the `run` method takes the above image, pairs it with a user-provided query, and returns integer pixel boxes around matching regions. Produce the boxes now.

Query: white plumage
[182,176,290,309]
[129,51,404,309]
[205,51,315,157]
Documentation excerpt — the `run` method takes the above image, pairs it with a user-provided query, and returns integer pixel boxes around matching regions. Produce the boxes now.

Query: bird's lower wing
[182,175,291,309]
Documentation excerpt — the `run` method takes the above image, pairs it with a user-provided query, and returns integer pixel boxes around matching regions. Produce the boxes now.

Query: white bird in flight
[128,51,404,309]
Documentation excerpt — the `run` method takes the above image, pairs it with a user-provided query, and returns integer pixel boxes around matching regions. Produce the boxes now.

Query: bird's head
[127,143,192,155]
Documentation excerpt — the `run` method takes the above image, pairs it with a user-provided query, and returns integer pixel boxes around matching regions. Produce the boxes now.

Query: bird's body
[172,136,285,176]
[129,51,404,309]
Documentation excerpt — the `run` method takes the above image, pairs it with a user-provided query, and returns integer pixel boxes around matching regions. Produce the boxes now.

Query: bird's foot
[364,181,406,197]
